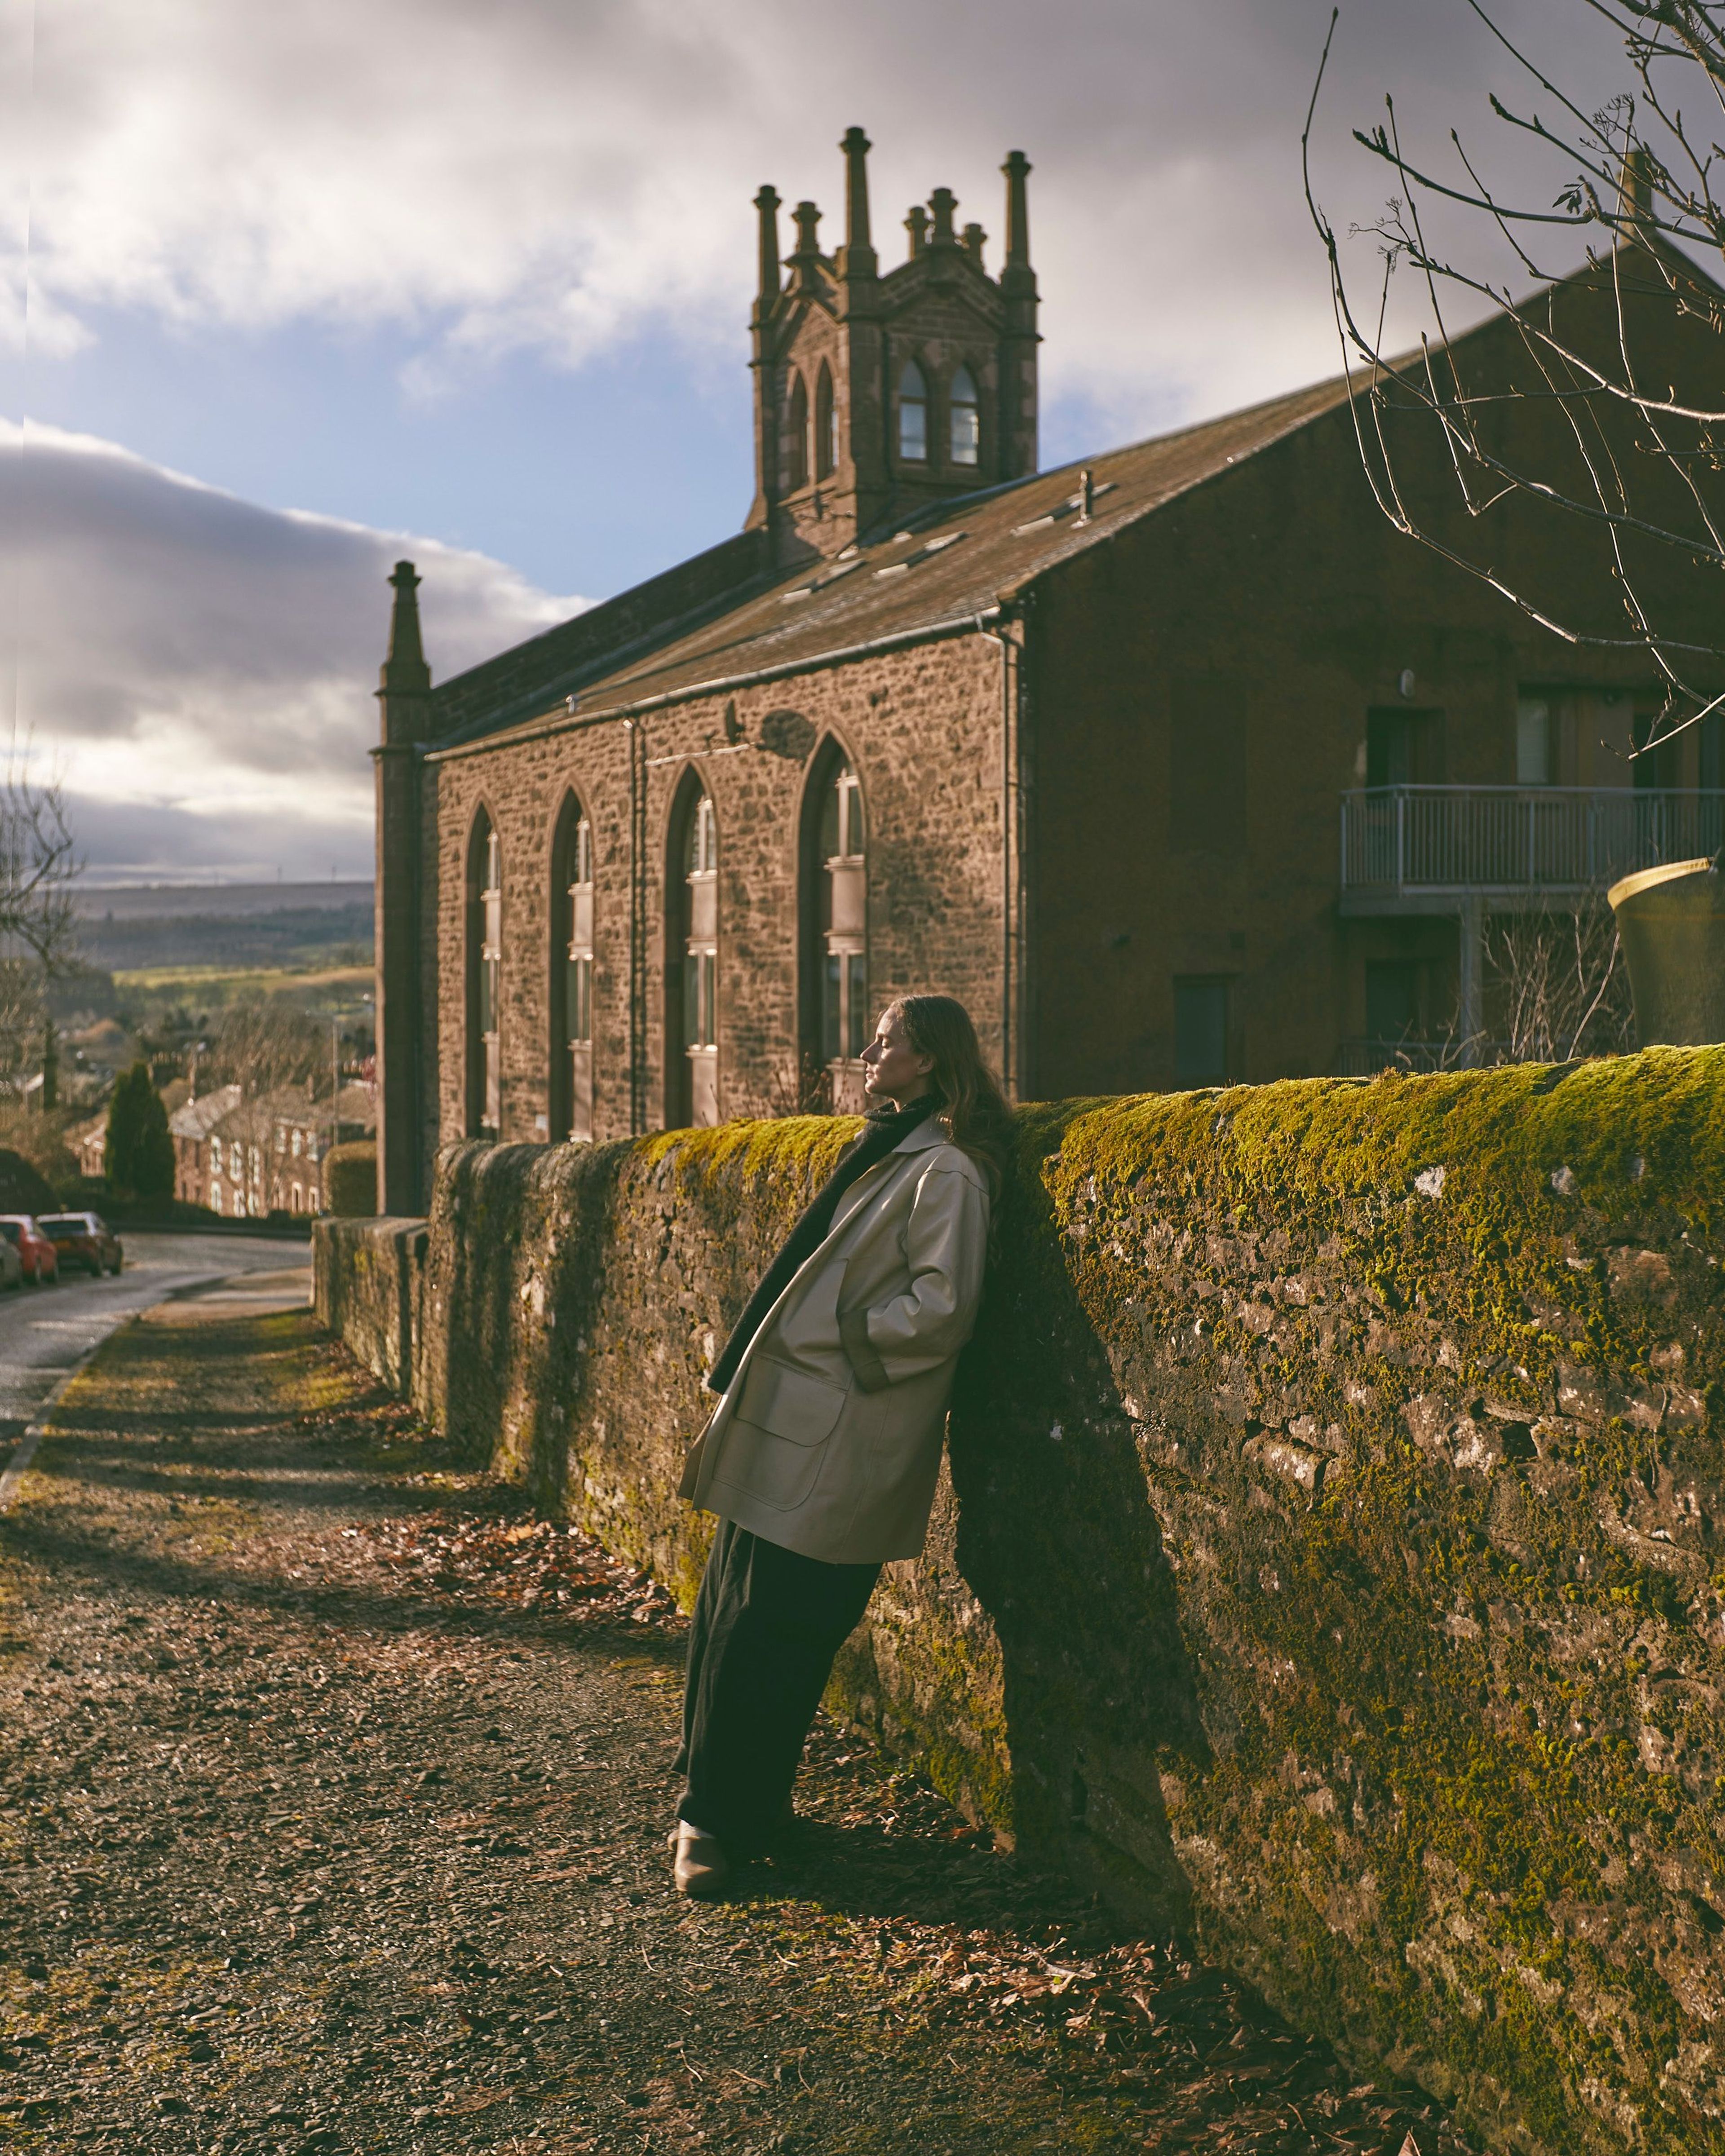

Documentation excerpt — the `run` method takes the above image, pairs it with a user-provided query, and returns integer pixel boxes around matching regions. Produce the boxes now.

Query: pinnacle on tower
[379,561,430,701]
[1002,150,1032,272]
[787,200,824,293]
[838,127,876,280]
[754,185,782,310]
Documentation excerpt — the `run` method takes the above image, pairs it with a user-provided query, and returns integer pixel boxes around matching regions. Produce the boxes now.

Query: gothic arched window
[787,371,809,490]
[466,809,502,1138]
[668,778,719,1128]
[801,746,868,1112]
[549,794,594,1142]
[814,362,836,480]
[949,363,980,467]
[897,359,928,463]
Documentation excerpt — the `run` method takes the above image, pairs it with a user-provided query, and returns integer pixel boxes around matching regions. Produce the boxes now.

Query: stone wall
[315,1048,1725,2155]
[314,1215,427,1399]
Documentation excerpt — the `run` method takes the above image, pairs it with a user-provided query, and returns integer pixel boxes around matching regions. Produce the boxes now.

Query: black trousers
[676,1519,880,1858]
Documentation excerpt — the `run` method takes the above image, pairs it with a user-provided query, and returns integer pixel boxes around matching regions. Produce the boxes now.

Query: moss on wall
[321,1048,1725,2155]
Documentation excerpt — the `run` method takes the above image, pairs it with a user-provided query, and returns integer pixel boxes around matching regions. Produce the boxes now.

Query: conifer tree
[104,1062,173,1201]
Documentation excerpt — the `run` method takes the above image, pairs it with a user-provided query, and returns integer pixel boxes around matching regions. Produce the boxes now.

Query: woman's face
[861,1009,934,1105]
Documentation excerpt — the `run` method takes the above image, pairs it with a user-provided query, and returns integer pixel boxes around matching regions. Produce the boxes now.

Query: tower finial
[905,204,928,259]
[929,187,958,247]
[380,561,430,701]
[754,185,782,308]
[839,126,876,278]
[788,199,823,288]
[1002,150,1031,269]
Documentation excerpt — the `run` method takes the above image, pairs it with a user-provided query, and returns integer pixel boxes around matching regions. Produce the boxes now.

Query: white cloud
[0,0,1648,881]
[0,421,583,878]
[10,0,1632,434]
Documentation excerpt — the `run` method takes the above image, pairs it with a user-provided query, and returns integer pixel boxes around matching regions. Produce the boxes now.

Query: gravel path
[0,1299,1472,2155]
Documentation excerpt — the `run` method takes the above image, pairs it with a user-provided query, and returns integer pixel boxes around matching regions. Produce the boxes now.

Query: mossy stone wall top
[324,1049,1725,2155]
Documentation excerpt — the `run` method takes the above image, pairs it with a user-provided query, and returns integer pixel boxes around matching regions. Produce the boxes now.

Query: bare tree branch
[1309,1,1725,760]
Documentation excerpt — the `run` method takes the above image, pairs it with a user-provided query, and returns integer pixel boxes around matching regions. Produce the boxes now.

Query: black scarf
[706,1095,940,1395]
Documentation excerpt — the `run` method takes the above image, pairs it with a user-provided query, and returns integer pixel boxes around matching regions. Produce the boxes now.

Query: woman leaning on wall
[668,994,1008,1897]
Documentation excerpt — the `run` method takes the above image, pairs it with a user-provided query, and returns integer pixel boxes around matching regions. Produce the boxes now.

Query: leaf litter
[0,1308,1479,2153]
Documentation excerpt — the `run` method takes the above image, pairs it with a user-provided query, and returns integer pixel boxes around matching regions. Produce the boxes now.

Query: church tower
[746,130,1039,565]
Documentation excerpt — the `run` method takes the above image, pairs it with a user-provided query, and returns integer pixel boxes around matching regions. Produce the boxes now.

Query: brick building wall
[375,233,1725,1196]
[423,636,1004,1156]
[1021,297,1722,1100]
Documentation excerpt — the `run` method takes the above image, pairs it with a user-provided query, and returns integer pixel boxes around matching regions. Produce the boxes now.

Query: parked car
[36,1213,123,1277]
[0,1215,58,1285]
[0,1231,22,1289]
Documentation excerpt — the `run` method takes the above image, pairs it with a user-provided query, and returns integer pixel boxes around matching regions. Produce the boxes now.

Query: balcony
[1340,786,1725,913]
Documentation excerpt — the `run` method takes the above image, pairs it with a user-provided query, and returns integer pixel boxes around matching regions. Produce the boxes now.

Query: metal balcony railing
[1340,786,1725,896]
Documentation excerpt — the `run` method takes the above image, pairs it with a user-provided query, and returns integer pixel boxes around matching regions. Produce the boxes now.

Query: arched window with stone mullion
[786,371,809,491]
[948,362,980,468]
[549,793,595,1143]
[897,358,928,464]
[465,810,502,1140]
[805,748,868,1113]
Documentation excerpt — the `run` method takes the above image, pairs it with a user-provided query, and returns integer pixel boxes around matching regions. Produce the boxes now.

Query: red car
[0,1216,58,1285]
[36,1213,123,1278]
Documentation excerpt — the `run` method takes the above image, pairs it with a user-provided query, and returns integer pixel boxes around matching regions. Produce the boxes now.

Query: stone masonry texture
[425,638,1004,1151]
[392,257,1725,1193]
[319,1045,1725,2155]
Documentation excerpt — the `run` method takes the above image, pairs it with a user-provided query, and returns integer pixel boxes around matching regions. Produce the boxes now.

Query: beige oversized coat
[678,1117,991,1564]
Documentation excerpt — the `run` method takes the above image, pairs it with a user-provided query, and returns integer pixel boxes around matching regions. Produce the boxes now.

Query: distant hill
[74,882,374,974]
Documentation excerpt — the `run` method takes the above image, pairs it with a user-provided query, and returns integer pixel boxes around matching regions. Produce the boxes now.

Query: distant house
[69,1117,106,1181]
[168,1082,376,1219]
[169,1086,243,1213]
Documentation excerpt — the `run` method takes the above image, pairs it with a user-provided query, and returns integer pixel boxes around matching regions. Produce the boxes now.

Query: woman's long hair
[888,994,1011,1194]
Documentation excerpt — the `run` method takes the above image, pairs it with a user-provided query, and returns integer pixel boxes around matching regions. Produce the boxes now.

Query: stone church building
[371,128,1724,1212]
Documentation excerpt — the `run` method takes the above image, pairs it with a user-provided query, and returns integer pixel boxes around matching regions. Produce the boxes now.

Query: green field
[111,961,374,1028]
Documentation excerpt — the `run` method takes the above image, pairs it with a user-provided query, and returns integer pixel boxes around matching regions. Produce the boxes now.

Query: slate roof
[170,1082,377,1143]
[168,1084,243,1142]
[428,371,1358,758]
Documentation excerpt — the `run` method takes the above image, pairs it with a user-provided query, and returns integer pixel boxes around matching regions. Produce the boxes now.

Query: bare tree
[0,769,83,1106]
[1305,1,1725,765]
[212,995,325,1105]
[1485,892,1637,1061]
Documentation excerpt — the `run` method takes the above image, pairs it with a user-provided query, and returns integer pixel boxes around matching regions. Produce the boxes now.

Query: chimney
[838,126,876,279]
[754,185,782,311]
[929,187,958,247]
[905,204,929,259]
[962,221,986,267]
[1621,146,1656,249]
[1002,150,1031,270]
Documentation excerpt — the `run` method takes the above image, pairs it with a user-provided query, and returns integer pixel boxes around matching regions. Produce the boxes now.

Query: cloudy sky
[2,0,1628,881]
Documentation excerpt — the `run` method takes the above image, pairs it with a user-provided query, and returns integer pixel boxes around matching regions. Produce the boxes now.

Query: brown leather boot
[668,1823,730,1900]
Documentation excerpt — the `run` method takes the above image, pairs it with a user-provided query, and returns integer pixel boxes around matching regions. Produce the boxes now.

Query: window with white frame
[949,363,980,466]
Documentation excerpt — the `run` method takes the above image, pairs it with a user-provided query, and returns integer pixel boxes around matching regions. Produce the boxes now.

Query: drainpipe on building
[1457,894,1486,1066]
[978,612,1023,1101]
[625,716,649,1135]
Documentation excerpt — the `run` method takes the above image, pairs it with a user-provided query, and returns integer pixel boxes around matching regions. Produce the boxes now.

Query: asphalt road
[0,1231,311,1454]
